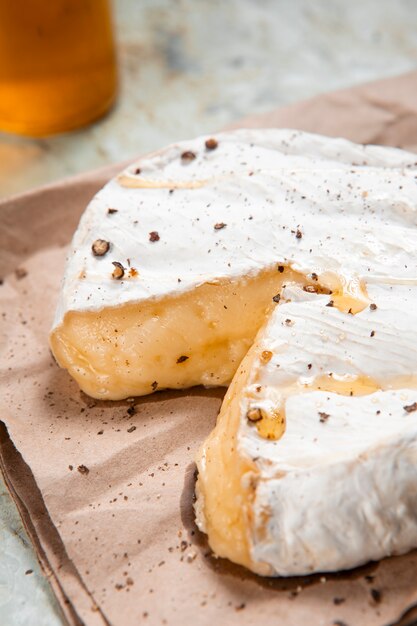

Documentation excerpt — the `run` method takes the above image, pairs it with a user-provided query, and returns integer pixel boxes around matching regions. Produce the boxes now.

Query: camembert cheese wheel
[50,129,417,575]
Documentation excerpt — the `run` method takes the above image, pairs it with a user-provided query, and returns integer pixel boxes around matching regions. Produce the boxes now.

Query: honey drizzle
[255,409,285,440]
[250,373,417,442]
[117,174,208,189]
[330,276,370,314]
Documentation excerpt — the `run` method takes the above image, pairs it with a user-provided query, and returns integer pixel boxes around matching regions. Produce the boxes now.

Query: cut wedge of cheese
[50,129,417,575]
[195,284,417,575]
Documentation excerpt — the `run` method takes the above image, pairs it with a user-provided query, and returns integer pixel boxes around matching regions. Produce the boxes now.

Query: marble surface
[0,487,63,625]
[1,0,417,624]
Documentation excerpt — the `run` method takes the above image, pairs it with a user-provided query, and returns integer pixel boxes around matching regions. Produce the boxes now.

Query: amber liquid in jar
[0,0,117,136]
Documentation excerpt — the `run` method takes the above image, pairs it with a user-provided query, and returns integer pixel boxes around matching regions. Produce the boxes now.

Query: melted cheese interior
[50,266,308,399]
[51,254,370,401]
[195,343,265,573]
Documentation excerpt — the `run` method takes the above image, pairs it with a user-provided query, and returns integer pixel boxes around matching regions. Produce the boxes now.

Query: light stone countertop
[1,0,417,623]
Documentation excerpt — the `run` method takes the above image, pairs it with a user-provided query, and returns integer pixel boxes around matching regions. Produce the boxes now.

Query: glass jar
[0,0,117,136]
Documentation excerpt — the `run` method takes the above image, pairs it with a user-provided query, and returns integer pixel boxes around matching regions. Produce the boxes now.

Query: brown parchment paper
[2,70,417,626]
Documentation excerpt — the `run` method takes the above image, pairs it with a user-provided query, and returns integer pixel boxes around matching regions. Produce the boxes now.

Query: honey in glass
[0,0,117,136]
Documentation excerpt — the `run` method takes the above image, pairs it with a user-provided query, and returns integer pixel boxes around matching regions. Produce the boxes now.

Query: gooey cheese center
[51,267,309,399]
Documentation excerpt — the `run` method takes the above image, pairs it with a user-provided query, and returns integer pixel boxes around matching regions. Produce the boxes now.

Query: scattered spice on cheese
[149,231,160,242]
[181,150,196,162]
[112,261,125,280]
[92,239,110,256]
[205,138,218,150]
[246,407,264,422]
